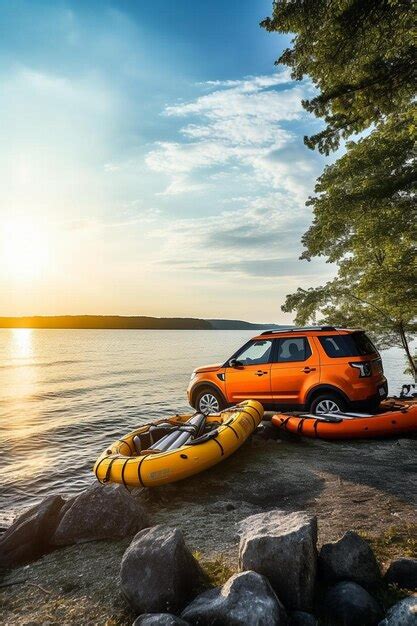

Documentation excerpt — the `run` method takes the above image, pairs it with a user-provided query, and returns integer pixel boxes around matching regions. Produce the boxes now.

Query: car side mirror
[229,358,242,368]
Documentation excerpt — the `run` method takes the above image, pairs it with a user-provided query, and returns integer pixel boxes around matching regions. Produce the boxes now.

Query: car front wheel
[195,387,225,414]
[310,393,346,415]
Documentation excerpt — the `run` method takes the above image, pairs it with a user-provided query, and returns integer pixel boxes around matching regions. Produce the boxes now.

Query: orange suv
[187,327,388,415]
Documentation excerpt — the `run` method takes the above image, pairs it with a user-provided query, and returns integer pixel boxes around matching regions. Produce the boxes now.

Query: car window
[235,340,273,365]
[274,337,311,362]
[319,333,377,357]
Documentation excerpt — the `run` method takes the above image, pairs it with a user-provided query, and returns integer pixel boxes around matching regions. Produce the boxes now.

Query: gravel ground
[1,424,416,625]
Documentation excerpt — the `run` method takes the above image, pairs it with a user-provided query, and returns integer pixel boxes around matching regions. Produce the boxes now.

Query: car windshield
[319,332,378,358]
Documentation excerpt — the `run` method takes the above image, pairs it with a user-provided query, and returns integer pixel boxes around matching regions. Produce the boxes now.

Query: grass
[193,551,236,587]
[359,523,417,566]
[359,523,417,610]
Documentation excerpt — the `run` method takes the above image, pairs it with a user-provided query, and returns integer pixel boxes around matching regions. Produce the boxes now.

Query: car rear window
[319,333,378,358]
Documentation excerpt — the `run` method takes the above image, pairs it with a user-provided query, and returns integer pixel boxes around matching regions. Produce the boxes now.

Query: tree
[262,0,417,380]
[261,0,416,154]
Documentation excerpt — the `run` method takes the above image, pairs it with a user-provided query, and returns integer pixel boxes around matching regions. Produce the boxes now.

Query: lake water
[0,328,412,524]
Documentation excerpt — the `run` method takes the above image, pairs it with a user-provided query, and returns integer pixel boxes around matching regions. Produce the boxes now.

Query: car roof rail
[260,325,337,335]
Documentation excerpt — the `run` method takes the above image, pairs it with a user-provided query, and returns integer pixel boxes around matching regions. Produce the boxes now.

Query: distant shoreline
[0,315,284,331]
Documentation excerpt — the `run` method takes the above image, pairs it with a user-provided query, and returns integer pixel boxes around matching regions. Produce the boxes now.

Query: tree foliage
[262,0,416,154]
[301,111,416,263]
[262,0,417,379]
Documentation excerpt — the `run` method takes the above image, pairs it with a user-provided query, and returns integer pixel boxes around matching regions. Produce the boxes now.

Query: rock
[378,596,417,625]
[322,581,383,626]
[384,558,417,590]
[52,483,150,545]
[238,509,317,611]
[181,570,287,625]
[289,611,317,626]
[256,421,281,440]
[318,531,381,587]
[0,495,66,568]
[120,525,206,614]
[133,614,189,626]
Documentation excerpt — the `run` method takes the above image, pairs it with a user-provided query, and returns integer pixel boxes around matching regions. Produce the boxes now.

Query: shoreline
[1,428,416,623]
[0,316,283,331]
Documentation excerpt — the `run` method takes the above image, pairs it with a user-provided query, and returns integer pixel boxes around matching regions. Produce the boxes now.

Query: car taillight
[349,362,372,377]
[373,358,384,374]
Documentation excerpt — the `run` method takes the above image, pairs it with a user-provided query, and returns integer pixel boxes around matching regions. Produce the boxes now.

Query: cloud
[146,190,335,288]
[143,67,330,281]
[148,192,327,280]
[165,86,304,126]
[196,70,293,93]
[146,141,232,174]
[145,69,320,200]
[168,257,326,279]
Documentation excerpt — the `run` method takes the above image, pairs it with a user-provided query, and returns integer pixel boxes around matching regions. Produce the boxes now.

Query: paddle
[149,413,206,452]
[133,422,174,454]
[165,413,206,451]
[298,413,343,423]
[314,411,373,420]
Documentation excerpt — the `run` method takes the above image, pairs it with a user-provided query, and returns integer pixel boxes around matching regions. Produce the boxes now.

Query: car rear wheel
[195,387,225,414]
[310,393,346,415]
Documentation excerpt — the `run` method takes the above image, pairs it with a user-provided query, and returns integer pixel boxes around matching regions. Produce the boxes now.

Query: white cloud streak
[149,193,332,282]
[196,70,292,92]
[145,70,318,202]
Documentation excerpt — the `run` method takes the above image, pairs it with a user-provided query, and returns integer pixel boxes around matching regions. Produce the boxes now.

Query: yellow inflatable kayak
[94,400,263,488]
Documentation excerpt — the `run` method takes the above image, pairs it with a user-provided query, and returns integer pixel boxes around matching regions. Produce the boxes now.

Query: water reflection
[0,331,45,513]
[7,329,38,403]
[10,328,33,359]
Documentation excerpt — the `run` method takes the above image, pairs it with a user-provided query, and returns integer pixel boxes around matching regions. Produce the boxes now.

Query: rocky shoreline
[1,427,416,624]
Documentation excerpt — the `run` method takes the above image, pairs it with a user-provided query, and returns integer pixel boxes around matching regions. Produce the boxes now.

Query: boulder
[181,570,287,625]
[0,495,66,568]
[318,531,380,587]
[120,525,206,614]
[378,596,417,626]
[321,581,383,626]
[133,614,189,626]
[256,421,281,440]
[289,611,317,626]
[384,558,417,590]
[238,509,317,611]
[52,483,150,545]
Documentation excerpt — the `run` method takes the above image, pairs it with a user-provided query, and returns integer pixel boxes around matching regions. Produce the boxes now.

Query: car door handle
[301,367,316,373]
[255,370,268,376]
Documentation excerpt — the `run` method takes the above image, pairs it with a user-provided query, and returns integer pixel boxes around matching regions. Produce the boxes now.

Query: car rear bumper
[350,380,388,410]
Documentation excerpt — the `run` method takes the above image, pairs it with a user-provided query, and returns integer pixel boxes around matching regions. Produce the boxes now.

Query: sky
[0,0,336,323]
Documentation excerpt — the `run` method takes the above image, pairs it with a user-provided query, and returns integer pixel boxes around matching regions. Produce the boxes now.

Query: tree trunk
[398,323,417,382]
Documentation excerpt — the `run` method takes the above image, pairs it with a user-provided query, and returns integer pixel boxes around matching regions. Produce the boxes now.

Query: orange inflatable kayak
[272,402,417,439]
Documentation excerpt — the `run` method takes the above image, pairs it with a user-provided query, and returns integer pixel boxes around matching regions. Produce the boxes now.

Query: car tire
[194,387,226,414]
[310,393,346,415]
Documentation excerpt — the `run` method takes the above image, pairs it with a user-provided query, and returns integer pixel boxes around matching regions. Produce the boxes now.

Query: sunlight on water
[2,329,43,437]
[0,329,414,523]
[10,327,34,358]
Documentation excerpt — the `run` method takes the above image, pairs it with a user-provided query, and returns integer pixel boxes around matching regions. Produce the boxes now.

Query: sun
[1,217,50,281]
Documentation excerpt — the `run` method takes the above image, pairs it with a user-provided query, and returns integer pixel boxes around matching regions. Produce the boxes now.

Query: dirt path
[1,427,416,625]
